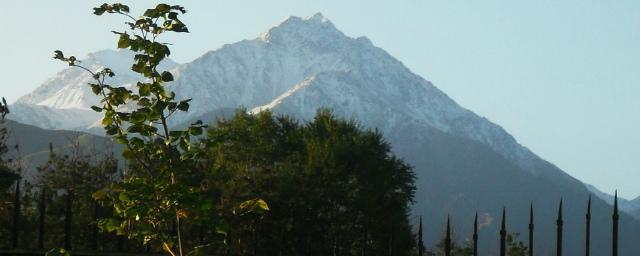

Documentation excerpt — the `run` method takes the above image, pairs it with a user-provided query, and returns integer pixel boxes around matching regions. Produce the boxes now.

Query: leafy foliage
[0,98,18,198]
[195,110,417,255]
[506,233,529,256]
[53,3,211,256]
[46,2,417,255]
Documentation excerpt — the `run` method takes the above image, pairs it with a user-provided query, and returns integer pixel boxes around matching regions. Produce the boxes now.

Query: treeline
[0,107,418,255]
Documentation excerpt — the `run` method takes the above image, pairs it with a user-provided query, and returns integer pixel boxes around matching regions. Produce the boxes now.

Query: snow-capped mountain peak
[15,14,544,178]
[10,49,178,130]
[16,49,178,110]
[259,12,343,44]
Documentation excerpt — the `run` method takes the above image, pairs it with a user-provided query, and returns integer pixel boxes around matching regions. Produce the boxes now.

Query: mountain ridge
[9,13,640,255]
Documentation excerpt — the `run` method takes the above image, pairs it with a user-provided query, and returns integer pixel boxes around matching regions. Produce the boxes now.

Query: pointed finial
[613,190,619,214]
[418,215,424,256]
[500,207,506,256]
[474,212,478,230]
[587,195,592,216]
[528,203,534,256]
[501,207,506,230]
[558,198,563,220]
[445,215,452,256]
[446,215,451,237]
[612,190,619,256]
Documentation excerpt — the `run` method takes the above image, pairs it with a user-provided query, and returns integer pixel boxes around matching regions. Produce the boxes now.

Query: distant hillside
[587,184,640,220]
[3,119,121,179]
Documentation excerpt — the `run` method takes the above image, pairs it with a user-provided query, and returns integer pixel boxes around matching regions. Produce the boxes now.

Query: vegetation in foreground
[0,2,424,256]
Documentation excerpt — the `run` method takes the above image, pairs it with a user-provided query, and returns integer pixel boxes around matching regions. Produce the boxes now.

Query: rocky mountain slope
[9,13,640,254]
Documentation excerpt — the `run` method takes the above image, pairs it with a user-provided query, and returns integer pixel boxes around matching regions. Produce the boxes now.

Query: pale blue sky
[1,1,639,198]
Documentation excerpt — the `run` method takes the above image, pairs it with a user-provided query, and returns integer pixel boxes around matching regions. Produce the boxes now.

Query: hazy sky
[1,1,639,198]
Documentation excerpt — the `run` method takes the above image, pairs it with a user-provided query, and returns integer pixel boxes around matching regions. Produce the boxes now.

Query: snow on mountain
[8,103,102,131]
[11,49,177,131]
[9,13,578,179]
[164,13,542,176]
[13,13,552,177]
[11,12,640,254]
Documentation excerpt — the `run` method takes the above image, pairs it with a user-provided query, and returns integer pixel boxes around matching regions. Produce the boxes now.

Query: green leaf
[130,111,146,123]
[105,125,119,135]
[92,189,108,200]
[156,4,170,13]
[115,134,128,144]
[45,248,70,256]
[236,199,270,215]
[188,126,203,136]
[138,83,151,96]
[122,149,135,160]
[90,84,101,95]
[102,117,114,126]
[99,218,120,232]
[177,100,190,112]
[118,33,131,48]
[119,192,132,203]
[161,71,174,82]
[90,106,103,112]
[132,61,146,74]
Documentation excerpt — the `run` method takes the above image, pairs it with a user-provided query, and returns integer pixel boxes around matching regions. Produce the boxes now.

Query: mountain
[11,13,640,254]
[10,49,177,131]
[587,184,640,220]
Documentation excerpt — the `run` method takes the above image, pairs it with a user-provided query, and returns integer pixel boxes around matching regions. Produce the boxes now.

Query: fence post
[500,207,506,256]
[279,227,285,256]
[253,219,259,256]
[612,191,619,256]
[557,199,563,256]
[473,212,478,256]
[92,199,99,251]
[361,227,367,256]
[529,203,533,256]
[38,187,46,250]
[64,190,73,250]
[444,216,451,256]
[389,227,394,256]
[586,196,591,256]
[11,179,21,249]
[418,216,424,256]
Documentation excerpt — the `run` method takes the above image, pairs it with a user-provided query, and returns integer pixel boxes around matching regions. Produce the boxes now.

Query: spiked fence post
[64,190,73,250]
[529,203,534,256]
[418,216,424,256]
[279,227,285,256]
[362,227,368,256]
[586,196,591,256]
[445,216,452,256]
[612,191,619,256]
[253,219,258,256]
[500,207,506,256]
[473,212,478,256]
[389,227,394,256]
[38,187,46,250]
[557,199,563,256]
[11,179,21,249]
[92,199,99,251]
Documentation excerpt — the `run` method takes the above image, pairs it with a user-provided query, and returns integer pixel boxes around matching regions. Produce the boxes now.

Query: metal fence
[2,178,623,256]
[416,194,620,256]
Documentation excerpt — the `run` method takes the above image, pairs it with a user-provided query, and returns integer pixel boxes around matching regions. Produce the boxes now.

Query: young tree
[53,3,233,256]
